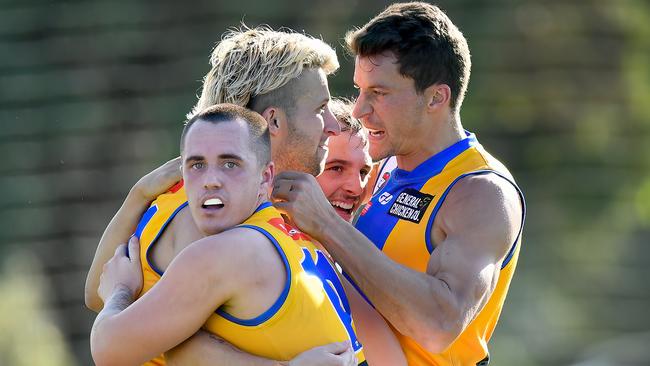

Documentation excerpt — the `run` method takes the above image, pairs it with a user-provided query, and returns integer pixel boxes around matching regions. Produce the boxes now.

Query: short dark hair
[346,2,471,111]
[181,103,271,167]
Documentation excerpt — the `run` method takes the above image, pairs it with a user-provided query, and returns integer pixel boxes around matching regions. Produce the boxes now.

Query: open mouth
[367,129,385,138]
[202,197,224,210]
[330,200,355,217]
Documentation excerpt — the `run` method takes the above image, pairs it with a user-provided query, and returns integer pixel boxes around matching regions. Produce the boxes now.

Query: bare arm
[273,172,523,354]
[342,277,406,366]
[166,330,356,366]
[91,231,357,366]
[91,233,244,366]
[85,157,181,312]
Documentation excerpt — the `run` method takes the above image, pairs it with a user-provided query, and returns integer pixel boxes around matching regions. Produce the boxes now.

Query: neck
[396,114,464,171]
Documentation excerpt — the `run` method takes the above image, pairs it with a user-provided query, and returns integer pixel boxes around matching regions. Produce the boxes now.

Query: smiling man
[316,98,372,222]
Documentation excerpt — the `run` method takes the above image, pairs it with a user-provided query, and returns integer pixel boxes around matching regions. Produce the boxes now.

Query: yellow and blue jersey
[133,181,187,366]
[204,202,366,364]
[133,184,366,365]
[355,131,525,366]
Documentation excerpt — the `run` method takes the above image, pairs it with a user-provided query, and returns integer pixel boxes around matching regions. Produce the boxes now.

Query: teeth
[331,201,353,210]
[204,198,223,206]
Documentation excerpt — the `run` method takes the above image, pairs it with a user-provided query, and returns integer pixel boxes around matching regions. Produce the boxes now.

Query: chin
[198,222,225,236]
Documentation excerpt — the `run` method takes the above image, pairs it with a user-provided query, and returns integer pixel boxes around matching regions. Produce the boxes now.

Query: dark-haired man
[273,3,526,365]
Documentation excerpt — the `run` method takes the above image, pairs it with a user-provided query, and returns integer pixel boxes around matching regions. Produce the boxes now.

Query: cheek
[316,174,337,198]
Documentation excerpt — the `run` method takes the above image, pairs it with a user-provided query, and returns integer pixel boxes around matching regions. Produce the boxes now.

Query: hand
[133,157,182,201]
[288,341,356,366]
[98,236,143,302]
[272,171,341,242]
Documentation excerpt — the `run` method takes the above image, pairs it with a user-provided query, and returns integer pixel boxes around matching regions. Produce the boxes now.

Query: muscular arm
[91,233,246,366]
[274,172,523,354]
[166,331,295,366]
[92,230,356,366]
[85,187,152,312]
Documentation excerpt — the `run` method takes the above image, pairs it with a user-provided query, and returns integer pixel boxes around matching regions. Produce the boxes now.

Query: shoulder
[179,227,286,283]
[443,173,521,218]
[437,173,523,256]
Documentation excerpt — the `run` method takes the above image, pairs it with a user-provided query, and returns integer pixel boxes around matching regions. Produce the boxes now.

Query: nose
[323,107,340,137]
[342,171,363,197]
[352,93,371,120]
[202,167,223,189]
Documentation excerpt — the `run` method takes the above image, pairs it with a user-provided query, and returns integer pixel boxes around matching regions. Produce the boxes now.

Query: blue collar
[392,131,479,184]
[254,201,273,213]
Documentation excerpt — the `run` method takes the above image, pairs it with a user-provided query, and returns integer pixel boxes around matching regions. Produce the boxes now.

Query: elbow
[84,286,102,313]
[90,320,127,366]
[412,315,464,354]
[91,336,118,366]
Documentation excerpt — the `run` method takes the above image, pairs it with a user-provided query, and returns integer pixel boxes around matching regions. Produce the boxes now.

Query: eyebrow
[184,153,244,163]
[218,153,244,161]
[184,155,204,164]
[326,159,351,167]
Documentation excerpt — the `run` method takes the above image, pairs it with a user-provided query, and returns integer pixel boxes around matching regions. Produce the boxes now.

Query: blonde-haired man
[194,26,340,176]
[86,27,403,366]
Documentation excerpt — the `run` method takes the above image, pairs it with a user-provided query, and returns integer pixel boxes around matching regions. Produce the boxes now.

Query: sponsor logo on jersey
[387,188,434,223]
[375,171,391,192]
[378,192,393,205]
[359,201,372,216]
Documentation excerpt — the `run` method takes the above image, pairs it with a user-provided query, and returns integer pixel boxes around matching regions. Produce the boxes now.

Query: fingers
[272,201,291,216]
[271,180,294,201]
[161,157,182,183]
[114,243,127,257]
[127,236,140,263]
[274,170,311,181]
[320,341,350,355]
[337,344,356,366]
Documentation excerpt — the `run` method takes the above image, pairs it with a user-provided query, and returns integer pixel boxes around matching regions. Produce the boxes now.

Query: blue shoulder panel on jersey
[134,204,158,239]
[145,201,188,276]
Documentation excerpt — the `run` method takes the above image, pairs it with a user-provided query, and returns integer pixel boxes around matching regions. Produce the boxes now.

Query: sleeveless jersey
[355,131,525,366]
[133,185,367,365]
[133,181,187,366]
[204,202,366,364]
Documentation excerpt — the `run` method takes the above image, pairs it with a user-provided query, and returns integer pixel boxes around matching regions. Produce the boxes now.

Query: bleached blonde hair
[188,26,339,118]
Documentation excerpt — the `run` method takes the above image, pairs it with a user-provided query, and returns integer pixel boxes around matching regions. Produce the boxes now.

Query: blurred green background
[1,0,649,365]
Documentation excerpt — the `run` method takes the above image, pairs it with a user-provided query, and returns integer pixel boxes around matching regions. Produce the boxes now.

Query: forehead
[327,132,371,166]
[183,119,252,156]
[353,53,404,86]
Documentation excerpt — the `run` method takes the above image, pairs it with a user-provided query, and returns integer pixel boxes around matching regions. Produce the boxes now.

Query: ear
[259,161,275,197]
[424,84,451,111]
[260,107,287,138]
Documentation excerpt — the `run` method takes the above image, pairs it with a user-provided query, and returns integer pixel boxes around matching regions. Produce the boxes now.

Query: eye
[191,162,204,170]
[224,161,238,169]
[328,165,343,173]
[372,89,386,96]
[318,104,327,115]
[360,169,370,180]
